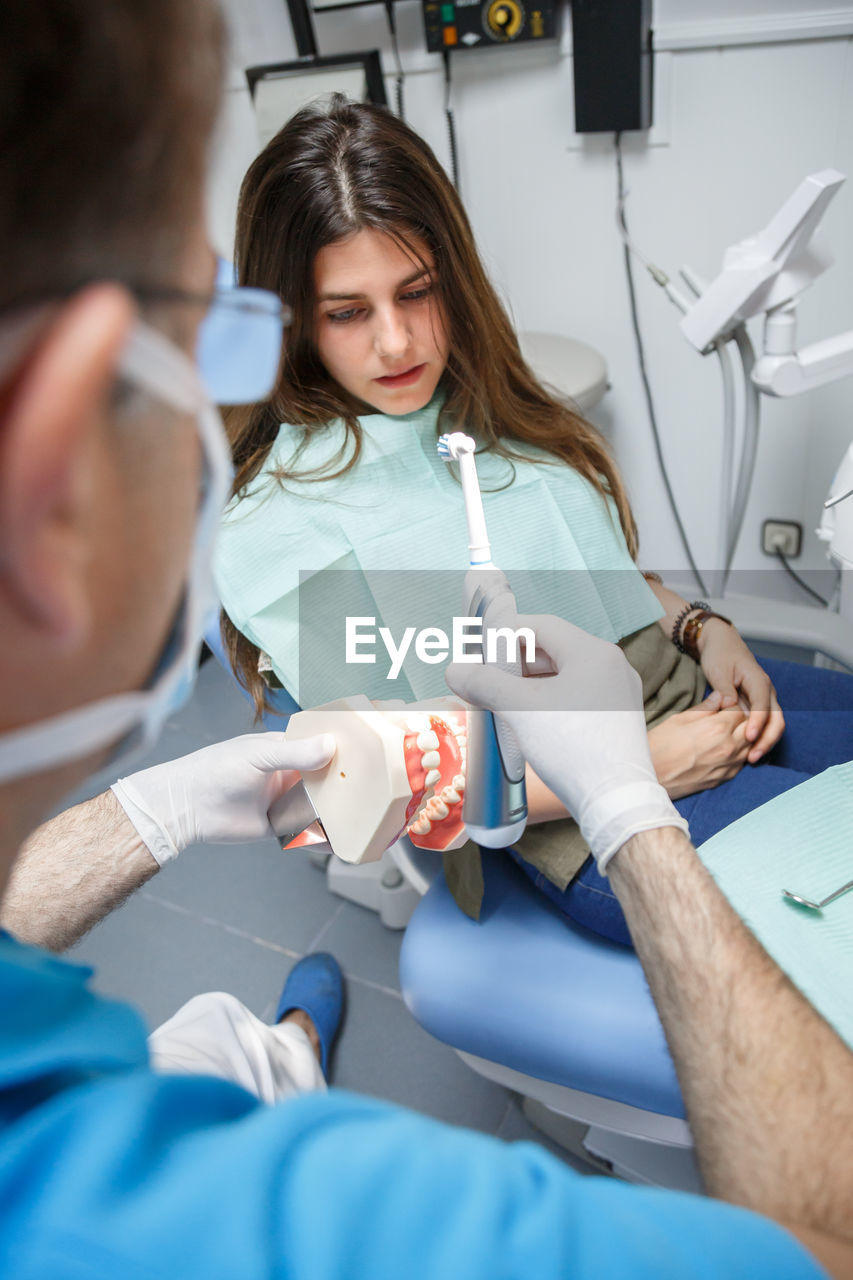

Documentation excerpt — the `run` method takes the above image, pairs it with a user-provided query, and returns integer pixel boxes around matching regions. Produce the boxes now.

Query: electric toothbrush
[437,432,527,847]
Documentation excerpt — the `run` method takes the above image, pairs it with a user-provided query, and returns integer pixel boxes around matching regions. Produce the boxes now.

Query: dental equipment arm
[1,733,334,951]
[681,167,853,397]
[448,609,853,1278]
[681,170,844,352]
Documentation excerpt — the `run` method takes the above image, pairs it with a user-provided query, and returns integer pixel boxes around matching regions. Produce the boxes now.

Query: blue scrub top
[0,933,825,1279]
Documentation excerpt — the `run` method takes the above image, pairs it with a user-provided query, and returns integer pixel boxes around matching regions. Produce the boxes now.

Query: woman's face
[313,227,449,416]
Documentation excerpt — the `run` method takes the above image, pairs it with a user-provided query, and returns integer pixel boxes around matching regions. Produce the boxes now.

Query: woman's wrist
[694,615,731,658]
[688,611,734,661]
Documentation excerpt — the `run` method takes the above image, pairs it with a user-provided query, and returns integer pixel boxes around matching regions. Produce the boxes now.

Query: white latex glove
[445,609,688,874]
[111,733,334,866]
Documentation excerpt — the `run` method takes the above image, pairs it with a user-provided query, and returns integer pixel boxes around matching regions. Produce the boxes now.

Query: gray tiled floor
[69,657,588,1170]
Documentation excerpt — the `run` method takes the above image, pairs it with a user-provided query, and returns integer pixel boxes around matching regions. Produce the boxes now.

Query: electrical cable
[442,49,460,192]
[384,0,405,119]
[614,133,709,595]
[775,549,835,607]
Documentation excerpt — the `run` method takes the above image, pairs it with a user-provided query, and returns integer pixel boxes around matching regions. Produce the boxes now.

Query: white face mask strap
[118,320,205,415]
[0,695,148,783]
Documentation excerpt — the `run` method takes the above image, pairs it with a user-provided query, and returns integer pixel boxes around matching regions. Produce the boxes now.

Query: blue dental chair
[399,852,700,1189]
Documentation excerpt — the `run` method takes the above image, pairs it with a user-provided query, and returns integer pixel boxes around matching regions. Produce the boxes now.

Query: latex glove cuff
[582,781,690,875]
[111,778,179,867]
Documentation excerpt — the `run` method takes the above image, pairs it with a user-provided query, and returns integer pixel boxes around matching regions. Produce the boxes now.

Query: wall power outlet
[762,520,802,558]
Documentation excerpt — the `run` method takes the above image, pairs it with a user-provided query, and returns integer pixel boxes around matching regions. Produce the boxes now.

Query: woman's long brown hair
[222,94,638,714]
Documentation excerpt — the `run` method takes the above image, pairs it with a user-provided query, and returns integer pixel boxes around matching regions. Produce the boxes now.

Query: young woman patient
[215,94,853,945]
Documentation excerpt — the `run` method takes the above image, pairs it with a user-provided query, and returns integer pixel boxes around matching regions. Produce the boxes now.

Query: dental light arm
[680,169,843,353]
[632,168,853,591]
[680,168,853,399]
[752,316,853,398]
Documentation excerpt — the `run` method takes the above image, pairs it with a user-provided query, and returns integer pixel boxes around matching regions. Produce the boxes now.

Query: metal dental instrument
[782,878,853,910]
[824,485,853,509]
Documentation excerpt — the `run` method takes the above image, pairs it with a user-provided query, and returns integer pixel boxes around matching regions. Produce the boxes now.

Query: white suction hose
[714,336,737,592]
[723,326,761,592]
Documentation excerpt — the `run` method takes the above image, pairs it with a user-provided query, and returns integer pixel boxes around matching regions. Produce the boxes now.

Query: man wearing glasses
[0,1,849,1277]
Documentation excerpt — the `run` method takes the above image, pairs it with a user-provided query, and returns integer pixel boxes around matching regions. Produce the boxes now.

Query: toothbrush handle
[458,453,491,565]
[461,569,527,848]
[467,573,526,781]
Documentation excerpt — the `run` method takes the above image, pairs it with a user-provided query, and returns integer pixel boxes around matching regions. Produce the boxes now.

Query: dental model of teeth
[399,706,467,850]
[284,695,468,865]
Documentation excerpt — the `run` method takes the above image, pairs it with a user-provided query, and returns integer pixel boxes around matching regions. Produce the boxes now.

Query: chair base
[522,1099,703,1193]
[457,1049,702,1194]
[324,847,422,930]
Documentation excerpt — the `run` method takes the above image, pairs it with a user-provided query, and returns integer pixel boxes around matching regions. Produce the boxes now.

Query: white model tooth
[425,768,441,787]
[456,734,467,748]
[406,714,430,733]
[421,750,441,770]
[426,798,449,820]
[417,730,440,752]
[409,814,432,835]
[441,786,461,805]
[452,774,465,790]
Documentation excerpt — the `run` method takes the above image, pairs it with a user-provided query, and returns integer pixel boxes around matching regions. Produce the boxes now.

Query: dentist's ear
[0,285,135,648]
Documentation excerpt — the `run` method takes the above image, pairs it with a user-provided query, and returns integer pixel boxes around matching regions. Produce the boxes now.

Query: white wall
[208,1,853,594]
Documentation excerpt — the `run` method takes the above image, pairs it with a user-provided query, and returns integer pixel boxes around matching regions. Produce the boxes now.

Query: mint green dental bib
[214,400,662,704]
[699,762,853,1051]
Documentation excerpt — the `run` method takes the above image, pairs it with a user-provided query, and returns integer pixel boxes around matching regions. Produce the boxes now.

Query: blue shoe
[275,953,344,1078]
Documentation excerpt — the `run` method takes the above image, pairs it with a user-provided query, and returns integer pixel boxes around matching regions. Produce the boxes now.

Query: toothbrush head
[437,432,476,462]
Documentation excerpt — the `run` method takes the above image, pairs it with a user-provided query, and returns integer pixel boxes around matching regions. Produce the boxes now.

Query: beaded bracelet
[672,600,710,654]
[682,608,733,661]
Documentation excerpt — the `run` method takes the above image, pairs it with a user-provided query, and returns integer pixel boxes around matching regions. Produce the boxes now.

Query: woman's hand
[647,694,752,800]
[697,620,785,763]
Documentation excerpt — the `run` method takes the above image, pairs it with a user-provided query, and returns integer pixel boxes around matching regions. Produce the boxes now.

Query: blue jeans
[509,657,853,947]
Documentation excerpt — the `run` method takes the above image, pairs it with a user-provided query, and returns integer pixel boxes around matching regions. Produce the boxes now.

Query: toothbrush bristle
[437,431,475,461]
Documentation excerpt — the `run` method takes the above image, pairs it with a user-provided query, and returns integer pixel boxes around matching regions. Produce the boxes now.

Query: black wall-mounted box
[570,0,653,133]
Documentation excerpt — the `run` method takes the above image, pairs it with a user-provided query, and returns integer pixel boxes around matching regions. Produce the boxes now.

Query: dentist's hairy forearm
[609,828,853,1272]
[1,791,157,952]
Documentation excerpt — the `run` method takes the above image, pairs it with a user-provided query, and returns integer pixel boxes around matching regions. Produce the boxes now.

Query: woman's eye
[327,307,363,324]
[401,285,432,303]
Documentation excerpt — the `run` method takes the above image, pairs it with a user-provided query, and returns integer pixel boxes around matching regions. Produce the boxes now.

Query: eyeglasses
[0,280,290,407]
[134,284,291,406]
